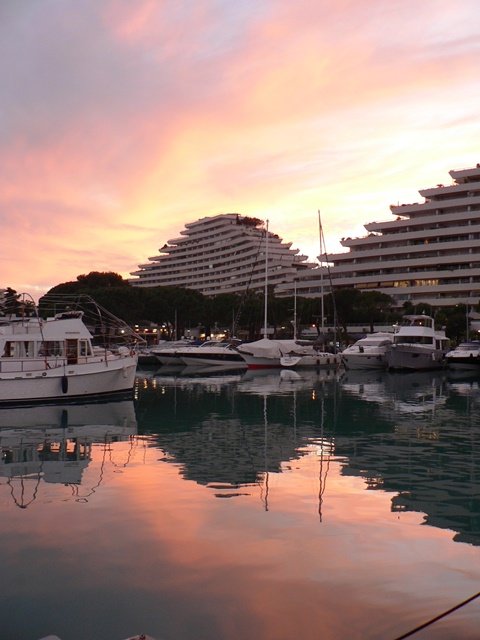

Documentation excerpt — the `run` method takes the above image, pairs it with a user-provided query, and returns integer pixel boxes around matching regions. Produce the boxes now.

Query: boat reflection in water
[2,364,479,640]
[0,400,137,507]
[137,364,480,547]
[336,368,480,545]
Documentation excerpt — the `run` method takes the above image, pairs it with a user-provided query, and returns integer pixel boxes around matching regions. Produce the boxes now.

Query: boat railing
[0,357,66,374]
[0,350,133,374]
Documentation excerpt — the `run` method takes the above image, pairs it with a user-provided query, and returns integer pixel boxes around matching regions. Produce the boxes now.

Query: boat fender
[123,366,128,378]
[61,375,69,394]
[42,372,47,377]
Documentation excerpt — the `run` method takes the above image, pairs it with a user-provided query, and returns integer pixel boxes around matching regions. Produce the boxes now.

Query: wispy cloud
[0,0,479,294]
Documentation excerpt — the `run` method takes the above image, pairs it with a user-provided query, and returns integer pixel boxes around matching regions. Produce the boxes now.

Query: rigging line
[392,590,480,640]
[108,434,137,468]
[233,222,267,337]
[74,438,108,502]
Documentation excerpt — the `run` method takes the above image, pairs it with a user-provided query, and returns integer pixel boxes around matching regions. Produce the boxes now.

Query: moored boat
[151,338,196,365]
[386,314,449,371]
[0,295,140,404]
[237,338,339,369]
[179,340,247,368]
[445,340,480,370]
[280,350,341,368]
[137,343,166,365]
[342,332,393,370]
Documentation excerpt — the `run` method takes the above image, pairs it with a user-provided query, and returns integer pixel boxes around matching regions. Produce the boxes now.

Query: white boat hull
[239,353,280,369]
[181,354,247,368]
[281,353,341,368]
[0,356,137,404]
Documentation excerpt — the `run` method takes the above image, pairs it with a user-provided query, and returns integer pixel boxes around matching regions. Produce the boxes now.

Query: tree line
[1,272,475,343]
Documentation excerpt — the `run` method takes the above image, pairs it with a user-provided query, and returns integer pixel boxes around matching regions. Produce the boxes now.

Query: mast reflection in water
[0,365,479,640]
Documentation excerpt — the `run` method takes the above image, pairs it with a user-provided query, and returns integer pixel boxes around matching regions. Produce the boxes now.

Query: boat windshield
[360,339,391,346]
[395,336,434,345]
[457,342,480,350]
[401,316,433,328]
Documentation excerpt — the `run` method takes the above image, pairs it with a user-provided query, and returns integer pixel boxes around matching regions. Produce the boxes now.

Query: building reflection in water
[136,365,480,546]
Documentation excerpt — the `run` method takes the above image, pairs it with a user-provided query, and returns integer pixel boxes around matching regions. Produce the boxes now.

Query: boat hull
[386,346,446,371]
[0,356,137,404]
[446,357,480,370]
[155,353,184,365]
[281,353,341,368]
[240,353,280,369]
[181,354,247,368]
[342,353,387,370]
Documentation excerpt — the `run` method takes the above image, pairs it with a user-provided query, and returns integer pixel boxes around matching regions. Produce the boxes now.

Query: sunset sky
[1,0,479,298]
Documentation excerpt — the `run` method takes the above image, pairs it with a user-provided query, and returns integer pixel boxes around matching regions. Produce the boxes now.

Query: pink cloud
[0,0,479,294]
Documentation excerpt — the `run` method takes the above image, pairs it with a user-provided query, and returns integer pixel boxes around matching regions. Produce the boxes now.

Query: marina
[0,365,479,639]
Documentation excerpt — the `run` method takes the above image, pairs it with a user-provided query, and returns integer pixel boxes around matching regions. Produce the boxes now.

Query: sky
[1,0,479,299]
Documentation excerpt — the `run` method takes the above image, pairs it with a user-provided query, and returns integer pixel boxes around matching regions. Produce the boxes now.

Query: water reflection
[337,369,480,545]
[0,400,137,507]
[136,366,480,546]
[1,368,479,640]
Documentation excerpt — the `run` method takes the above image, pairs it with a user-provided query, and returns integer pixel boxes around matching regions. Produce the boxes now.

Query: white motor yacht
[445,340,480,370]
[386,315,450,371]
[151,339,196,365]
[342,332,393,370]
[178,340,247,368]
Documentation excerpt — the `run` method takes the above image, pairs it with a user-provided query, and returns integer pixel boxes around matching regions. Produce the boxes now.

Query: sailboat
[236,220,294,368]
[280,278,341,368]
[280,211,341,369]
[237,216,341,369]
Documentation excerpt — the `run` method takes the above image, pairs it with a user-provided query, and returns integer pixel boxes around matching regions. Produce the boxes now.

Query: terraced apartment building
[129,213,314,295]
[278,163,480,309]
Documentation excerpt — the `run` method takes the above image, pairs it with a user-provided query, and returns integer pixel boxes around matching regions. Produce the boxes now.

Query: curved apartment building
[278,164,480,309]
[129,213,314,295]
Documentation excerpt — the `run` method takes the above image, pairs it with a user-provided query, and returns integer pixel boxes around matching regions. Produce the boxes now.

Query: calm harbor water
[0,365,479,640]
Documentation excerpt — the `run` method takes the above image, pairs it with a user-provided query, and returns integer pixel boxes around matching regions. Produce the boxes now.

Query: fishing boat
[341,332,394,370]
[386,314,449,371]
[445,340,480,370]
[0,295,140,404]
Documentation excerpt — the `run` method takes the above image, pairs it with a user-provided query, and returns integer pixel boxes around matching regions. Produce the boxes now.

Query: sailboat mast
[293,278,297,340]
[318,210,325,334]
[263,219,269,339]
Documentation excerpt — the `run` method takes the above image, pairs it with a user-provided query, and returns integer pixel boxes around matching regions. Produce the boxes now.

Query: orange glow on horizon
[1,1,479,296]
